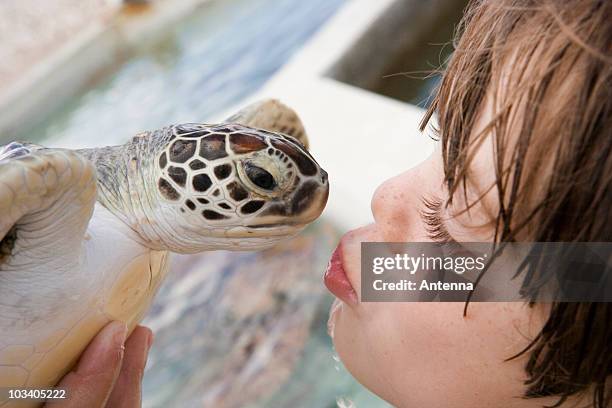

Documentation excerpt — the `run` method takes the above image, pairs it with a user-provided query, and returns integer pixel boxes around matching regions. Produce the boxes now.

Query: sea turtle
[0,99,329,407]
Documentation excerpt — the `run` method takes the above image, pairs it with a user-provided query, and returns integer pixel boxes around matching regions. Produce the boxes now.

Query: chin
[329,305,370,388]
[225,228,303,251]
[225,236,287,251]
[329,303,403,408]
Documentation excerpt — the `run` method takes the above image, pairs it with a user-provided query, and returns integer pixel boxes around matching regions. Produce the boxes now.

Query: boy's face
[325,110,562,407]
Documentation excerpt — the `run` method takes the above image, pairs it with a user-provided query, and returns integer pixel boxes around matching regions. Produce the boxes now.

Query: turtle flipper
[0,141,45,161]
[224,99,310,150]
[0,145,97,270]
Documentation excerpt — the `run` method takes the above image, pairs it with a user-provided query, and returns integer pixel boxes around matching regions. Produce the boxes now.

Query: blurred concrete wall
[328,0,468,98]
[0,0,117,97]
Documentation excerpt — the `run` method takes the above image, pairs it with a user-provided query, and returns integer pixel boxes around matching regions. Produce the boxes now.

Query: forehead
[167,123,320,180]
[444,82,555,240]
[442,96,501,241]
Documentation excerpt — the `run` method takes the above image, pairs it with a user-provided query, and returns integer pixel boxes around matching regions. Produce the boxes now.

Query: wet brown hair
[420,0,611,407]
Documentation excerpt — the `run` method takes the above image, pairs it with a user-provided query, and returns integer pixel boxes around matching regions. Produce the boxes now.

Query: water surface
[18,0,344,148]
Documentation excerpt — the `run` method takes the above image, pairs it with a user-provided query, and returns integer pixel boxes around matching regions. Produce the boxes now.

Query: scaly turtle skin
[0,99,328,408]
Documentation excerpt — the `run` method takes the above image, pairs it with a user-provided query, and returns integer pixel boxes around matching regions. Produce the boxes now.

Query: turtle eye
[244,163,276,190]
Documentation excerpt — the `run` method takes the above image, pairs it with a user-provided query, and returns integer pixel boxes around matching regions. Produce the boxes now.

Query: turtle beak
[295,170,329,224]
[286,169,330,225]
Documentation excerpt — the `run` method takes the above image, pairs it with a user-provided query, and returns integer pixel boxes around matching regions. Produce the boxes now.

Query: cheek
[333,301,548,407]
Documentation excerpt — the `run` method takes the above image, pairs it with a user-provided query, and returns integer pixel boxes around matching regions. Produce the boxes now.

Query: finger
[47,321,128,408]
[105,326,153,408]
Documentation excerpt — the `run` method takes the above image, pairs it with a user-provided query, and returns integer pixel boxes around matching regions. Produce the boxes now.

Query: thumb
[47,321,128,408]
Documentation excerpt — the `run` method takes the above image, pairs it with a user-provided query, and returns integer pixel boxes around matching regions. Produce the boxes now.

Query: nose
[371,172,407,226]
[320,168,328,184]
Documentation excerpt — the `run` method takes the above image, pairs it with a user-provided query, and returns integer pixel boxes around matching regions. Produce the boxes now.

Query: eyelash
[420,196,456,244]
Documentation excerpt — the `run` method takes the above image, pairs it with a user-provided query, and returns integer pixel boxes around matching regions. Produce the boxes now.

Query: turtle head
[149,123,329,252]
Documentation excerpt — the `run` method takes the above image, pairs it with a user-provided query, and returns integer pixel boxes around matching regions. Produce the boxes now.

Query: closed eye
[421,196,487,263]
[420,196,456,244]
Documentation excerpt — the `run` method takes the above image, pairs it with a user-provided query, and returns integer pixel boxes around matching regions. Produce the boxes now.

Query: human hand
[46,321,153,408]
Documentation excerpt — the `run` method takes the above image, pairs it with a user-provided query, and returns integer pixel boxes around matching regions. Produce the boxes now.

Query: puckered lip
[324,240,358,306]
